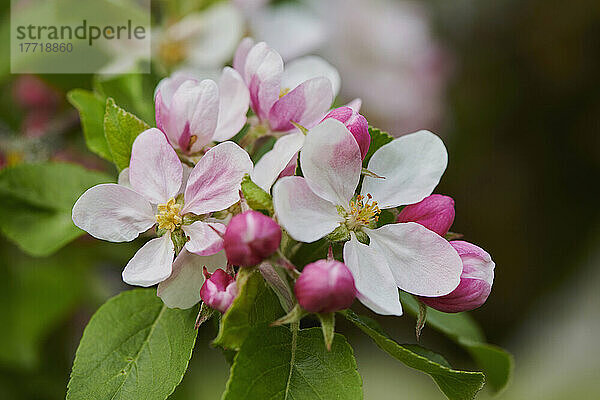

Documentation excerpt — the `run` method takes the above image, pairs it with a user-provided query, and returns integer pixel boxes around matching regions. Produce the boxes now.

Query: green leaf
[0,163,113,256]
[67,89,112,161]
[400,292,513,392]
[104,98,150,171]
[94,74,158,125]
[213,269,284,350]
[241,174,273,213]
[0,245,89,369]
[67,289,198,400]
[342,310,485,400]
[222,326,363,400]
[363,126,393,166]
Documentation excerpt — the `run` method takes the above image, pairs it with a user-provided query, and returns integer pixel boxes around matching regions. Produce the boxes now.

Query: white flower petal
[343,234,403,316]
[300,118,362,205]
[117,167,131,187]
[213,67,250,142]
[272,176,342,243]
[243,42,284,121]
[129,128,183,204]
[72,184,155,242]
[183,141,253,215]
[281,55,340,96]
[182,221,225,256]
[366,222,462,296]
[122,235,174,287]
[157,250,227,309]
[233,37,255,74]
[250,132,305,192]
[362,130,448,209]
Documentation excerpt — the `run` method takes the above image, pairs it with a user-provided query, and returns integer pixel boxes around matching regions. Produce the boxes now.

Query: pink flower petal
[72,183,155,242]
[362,130,448,209]
[129,128,183,204]
[122,234,174,287]
[233,37,255,75]
[272,176,342,243]
[281,55,340,97]
[250,132,305,192]
[157,250,227,309]
[213,67,250,142]
[268,77,333,132]
[182,221,225,256]
[366,222,462,296]
[343,235,403,316]
[169,80,220,153]
[300,118,362,206]
[243,42,283,121]
[183,141,253,215]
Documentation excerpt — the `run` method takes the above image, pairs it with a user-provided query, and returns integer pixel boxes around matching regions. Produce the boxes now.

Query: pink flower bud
[13,76,59,110]
[223,210,282,267]
[323,106,370,159]
[397,194,455,236]
[200,268,237,313]
[295,260,357,313]
[420,241,495,313]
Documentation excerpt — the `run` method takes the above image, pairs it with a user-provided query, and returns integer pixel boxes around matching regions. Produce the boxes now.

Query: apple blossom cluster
[72,39,494,333]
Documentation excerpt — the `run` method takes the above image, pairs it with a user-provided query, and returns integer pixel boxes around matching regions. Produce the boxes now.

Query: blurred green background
[1,0,599,399]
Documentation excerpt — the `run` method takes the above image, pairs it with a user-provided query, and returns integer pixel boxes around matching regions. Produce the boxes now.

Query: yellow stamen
[279,87,291,98]
[156,198,183,231]
[346,194,381,230]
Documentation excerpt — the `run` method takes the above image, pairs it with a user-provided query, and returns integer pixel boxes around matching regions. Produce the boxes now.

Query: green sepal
[271,303,307,326]
[194,302,216,329]
[326,224,351,242]
[354,230,370,244]
[241,174,273,213]
[318,312,335,351]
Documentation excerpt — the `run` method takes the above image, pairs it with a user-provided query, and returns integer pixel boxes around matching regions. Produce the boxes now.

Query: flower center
[159,40,187,68]
[346,194,381,230]
[156,198,183,231]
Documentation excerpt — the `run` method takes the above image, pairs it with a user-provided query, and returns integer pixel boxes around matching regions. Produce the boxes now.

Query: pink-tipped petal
[268,77,333,132]
[343,235,403,316]
[345,98,362,112]
[323,106,370,159]
[129,128,183,204]
[300,118,362,206]
[169,79,220,153]
[420,241,495,313]
[272,176,342,243]
[233,37,255,76]
[243,42,284,121]
[362,130,448,209]
[155,71,199,132]
[396,194,455,236]
[183,141,253,215]
[213,67,250,142]
[250,132,305,192]
[281,55,341,97]
[122,234,174,287]
[72,184,155,242]
[157,250,227,309]
[182,221,225,256]
[366,222,462,297]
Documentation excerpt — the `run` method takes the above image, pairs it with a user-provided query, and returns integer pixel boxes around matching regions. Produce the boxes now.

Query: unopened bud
[420,241,495,313]
[323,106,370,159]
[295,260,356,313]
[223,210,281,266]
[397,194,455,236]
[199,268,237,313]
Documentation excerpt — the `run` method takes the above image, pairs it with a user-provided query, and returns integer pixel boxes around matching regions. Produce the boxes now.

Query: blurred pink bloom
[420,241,495,313]
[234,38,339,134]
[273,119,462,315]
[397,194,455,236]
[313,0,452,135]
[223,210,281,266]
[295,259,356,313]
[200,268,238,313]
[13,75,59,110]
[155,68,250,155]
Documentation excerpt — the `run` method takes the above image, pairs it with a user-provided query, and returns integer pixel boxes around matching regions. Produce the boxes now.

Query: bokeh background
[1,0,599,399]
